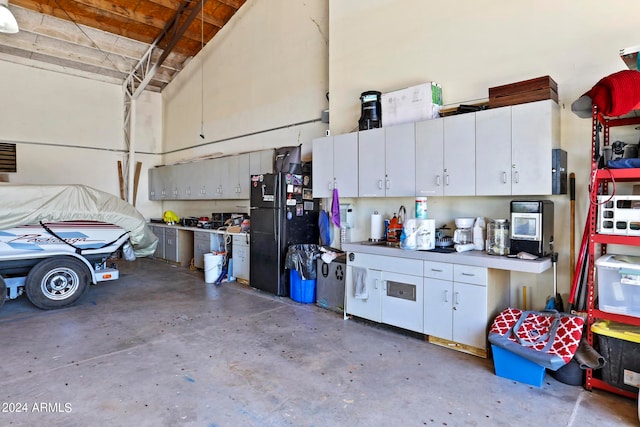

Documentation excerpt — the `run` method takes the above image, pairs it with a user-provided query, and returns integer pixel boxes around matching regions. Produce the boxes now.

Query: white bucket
[204,253,223,283]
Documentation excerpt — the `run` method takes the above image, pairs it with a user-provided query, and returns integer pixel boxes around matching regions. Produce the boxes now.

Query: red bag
[489,308,584,370]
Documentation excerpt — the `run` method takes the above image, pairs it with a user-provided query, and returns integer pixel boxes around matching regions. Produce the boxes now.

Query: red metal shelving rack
[584,106,640,399]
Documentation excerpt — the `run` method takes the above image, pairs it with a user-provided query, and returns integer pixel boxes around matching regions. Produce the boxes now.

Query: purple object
[331,188,341,228]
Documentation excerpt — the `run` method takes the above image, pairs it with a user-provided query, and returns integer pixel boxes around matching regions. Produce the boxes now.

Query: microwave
[510,200,554,257]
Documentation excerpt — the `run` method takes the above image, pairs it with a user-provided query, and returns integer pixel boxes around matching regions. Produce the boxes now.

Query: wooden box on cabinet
[489,75,558,108]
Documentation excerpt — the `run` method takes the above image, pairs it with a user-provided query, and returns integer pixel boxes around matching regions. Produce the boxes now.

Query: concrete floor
[0,258,638,427]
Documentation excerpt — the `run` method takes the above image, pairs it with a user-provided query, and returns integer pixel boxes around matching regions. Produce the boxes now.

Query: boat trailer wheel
[25,257,90,310]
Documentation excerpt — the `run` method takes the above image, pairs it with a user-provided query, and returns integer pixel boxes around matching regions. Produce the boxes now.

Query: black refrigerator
[250,172,319,296]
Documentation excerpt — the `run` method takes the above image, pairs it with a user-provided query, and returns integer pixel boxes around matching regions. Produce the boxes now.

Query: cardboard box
[489,76,558,108]
[381,82,442,127]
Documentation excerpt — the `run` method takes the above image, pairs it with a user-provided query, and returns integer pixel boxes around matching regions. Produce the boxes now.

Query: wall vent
[0,143,17,173]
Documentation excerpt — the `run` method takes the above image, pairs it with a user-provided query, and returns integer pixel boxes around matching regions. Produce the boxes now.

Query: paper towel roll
[455,243,475,253]
[371,213,384,240]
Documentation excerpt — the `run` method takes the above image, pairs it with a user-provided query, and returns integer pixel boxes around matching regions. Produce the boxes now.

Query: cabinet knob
[436,175,441,186]
[377,179,383,190]
[513,170,520,183]
[502,172,507,184]
[445,174,450,186]
[385,178,391,190]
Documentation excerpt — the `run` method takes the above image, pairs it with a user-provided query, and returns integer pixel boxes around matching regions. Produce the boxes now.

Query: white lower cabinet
[346,252,510,357]
[232,234,250,282]
[346,253,423,333]
[424,261,509,356]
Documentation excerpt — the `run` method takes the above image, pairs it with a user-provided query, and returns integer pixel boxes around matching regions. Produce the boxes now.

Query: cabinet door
[452,282,487,349]
[154,165,173,200]
[385,123,415,197]
[511,100,559,195]
[415,118,444,196]
[148,168,160,200]
[346,266,382,322]
[381,271,423,333]
[216,157,231,198]
[236,153,251,199]
[150,226,165,258]
[443,114,475,196]
[358,128,386,197]
[312,136,334,198]
[232,234,250,281]
[164,228,178,262]
[173,163,193,200]
[423,277,453,338]
[334,132,359,197]
[198,158,216,199]
[193,232,211,269]
[476,107,512,196]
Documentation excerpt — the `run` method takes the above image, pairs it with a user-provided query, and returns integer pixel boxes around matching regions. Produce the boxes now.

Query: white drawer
[423,261,453,280]
[347,252,422,276]
[453,264,487,286]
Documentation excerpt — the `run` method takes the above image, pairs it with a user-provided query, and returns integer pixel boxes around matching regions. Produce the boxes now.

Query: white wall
[329,0,640,306]
[0,61,163,219]
[161,0,329,166]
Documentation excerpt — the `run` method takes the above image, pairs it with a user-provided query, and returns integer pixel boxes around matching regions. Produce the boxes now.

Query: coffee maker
[510,200,554,257]
[453,217,474,245]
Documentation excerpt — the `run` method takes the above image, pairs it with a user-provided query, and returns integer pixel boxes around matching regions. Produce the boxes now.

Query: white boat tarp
[0,184,157,257]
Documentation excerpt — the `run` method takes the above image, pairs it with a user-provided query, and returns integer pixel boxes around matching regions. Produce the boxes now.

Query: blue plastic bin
[491,344,546,387]
[290,270,316,303]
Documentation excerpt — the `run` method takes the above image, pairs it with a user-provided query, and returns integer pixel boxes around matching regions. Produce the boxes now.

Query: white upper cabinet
[443,113,475,196]
[312,135,334,198]
[416,118,445,196]
[249,149,274,175]
[476,100,559,196]
[475,106,512,196]
[312,133,358,198]
[235,153,251,199]
[358,123,415,197]
[358,127,386,197]
[384,122,416,197]
[511,100,560,195]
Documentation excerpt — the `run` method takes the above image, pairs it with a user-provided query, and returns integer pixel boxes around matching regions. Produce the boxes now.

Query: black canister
[358,91,382,131]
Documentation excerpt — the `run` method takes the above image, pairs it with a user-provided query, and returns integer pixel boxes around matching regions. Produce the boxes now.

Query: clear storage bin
[595,254,640,318]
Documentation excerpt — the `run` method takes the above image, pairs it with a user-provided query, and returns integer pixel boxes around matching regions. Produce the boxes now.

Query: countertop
[147,222,249,237]
[341,242,551,274]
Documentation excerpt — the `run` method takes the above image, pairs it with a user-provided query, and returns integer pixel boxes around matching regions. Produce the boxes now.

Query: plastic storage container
[591,320,640,393]
[491,344,546,387]
[595,254,640,318]
[290,270,316,304]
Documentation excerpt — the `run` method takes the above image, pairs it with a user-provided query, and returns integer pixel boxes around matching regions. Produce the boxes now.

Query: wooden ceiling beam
[0,32,175,84]
[12,7,186,71]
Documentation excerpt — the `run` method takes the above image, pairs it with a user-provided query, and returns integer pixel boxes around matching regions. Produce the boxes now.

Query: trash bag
[285,244,321,280]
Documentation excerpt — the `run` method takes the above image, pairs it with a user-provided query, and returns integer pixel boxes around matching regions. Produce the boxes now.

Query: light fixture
[0,0,18,34]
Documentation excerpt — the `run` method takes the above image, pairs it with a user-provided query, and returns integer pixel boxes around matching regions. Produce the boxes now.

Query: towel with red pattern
[489,307,584,370]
